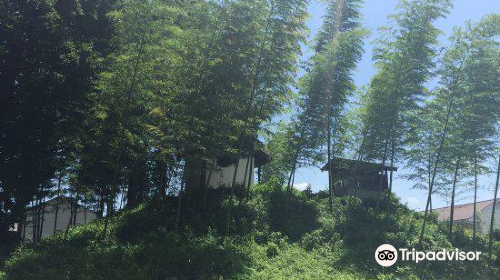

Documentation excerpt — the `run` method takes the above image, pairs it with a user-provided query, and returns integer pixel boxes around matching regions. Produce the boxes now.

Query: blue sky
[292,0,500,211]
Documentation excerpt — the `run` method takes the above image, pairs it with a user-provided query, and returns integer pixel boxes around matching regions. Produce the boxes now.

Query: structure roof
[27,196,95,212]
[430,199,499,222]
[320,157,398,172]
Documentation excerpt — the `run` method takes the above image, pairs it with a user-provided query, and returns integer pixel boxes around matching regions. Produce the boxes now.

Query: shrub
[300,230,325,251]
[248,189,320,241]
[266,242,279,258]
[2,190,499,280]
[493,229,500,241]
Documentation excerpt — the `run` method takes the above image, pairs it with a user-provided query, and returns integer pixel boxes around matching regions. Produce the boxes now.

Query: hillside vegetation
[2,186,499,280]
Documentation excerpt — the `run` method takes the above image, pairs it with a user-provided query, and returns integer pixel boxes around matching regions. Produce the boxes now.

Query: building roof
[320,157,398,172]
[254,148,271,168]
[430,199,499,222]
[27,196,96,212]
[215,139,271,168]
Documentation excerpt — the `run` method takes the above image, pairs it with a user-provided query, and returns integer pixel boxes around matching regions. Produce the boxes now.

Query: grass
[1,189,499,280]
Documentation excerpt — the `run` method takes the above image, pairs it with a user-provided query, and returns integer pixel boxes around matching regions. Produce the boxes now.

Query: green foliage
[362,0,453,163]
[261,123,303,186]
[494,242,500,266]
[0,0,310,237]
[252,182,283,194]
[3,213,249,280]
[287,0,367,182]
[0,236,17,267]
[0,0,117,238]
[1,1,500,279]
[248,188,320,241]
[493,230,500,241]
[404,14,500,244]
[3,192,500,280]
[266,242,280,258]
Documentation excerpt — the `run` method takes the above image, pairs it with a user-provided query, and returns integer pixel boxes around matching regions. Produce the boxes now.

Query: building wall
[452,203,500,235]
[207,157,255,189]
[478,203,500,235]
[341,186,380,200]
[452,219,472,230]
[22,203,96,242]
[355,190,381,200]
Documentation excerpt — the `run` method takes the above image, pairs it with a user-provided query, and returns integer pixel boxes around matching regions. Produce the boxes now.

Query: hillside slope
[1,189,498,280]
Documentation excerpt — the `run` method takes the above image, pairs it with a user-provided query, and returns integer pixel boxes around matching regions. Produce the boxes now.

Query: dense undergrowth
[1,185,499,280]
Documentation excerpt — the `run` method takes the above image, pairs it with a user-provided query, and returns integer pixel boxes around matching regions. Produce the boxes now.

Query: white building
[18,197,97,242]
[185,150,270,191]
[431,199,500,235]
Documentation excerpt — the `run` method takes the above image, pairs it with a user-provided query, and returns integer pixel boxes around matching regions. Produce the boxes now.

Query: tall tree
[221,0,309,233]
[0,0,116,241]
[284,0,365,212]
[359,0,452,215]
[418,14,500,246]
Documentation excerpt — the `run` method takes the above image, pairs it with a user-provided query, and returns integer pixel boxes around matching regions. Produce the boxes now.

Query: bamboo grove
[1,0,499,251]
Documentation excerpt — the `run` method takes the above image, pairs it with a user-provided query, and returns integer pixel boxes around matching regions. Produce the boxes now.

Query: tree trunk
[327,121,334,212]
[473,158,478,248]
[388,136,396,199]
[35,196,40,241]
[243,155,252,192]
[118,191,124,211]
[72,193,78,226]
[64,214,73,241]
[202,164,214,214]
[53,174,62,235]
[488,155,500,260]
[38,199,46,241]
[159,163,167,197]
[98,193,105,219]
[101,198,113,240]
[418,56,466,248]
[227,159,241,235]
[126,174,138,209]
[377,123,391,207]
[257,166,261,184]
[22,219,26,243]
[64,194,75,241]
[110,197,116,217]
[31,199,37,242]
[287,149,300,193]
[448,156,462,240]
[324,0,347,213]
[285,169,296,219]
[427,152,432,210]
[246,156,254,193]
[418,95,456,248]
[174,163,187,233]
[386,135,396,217]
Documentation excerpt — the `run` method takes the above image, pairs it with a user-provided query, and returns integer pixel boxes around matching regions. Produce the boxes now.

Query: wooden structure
[321,157,397,199]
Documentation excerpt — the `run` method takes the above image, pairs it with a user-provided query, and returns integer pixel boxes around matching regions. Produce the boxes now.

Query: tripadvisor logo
[375,244,398,267]
[375,244,482,267]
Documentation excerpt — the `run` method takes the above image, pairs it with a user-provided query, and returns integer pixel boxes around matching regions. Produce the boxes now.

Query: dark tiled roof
[321,157,398,172]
